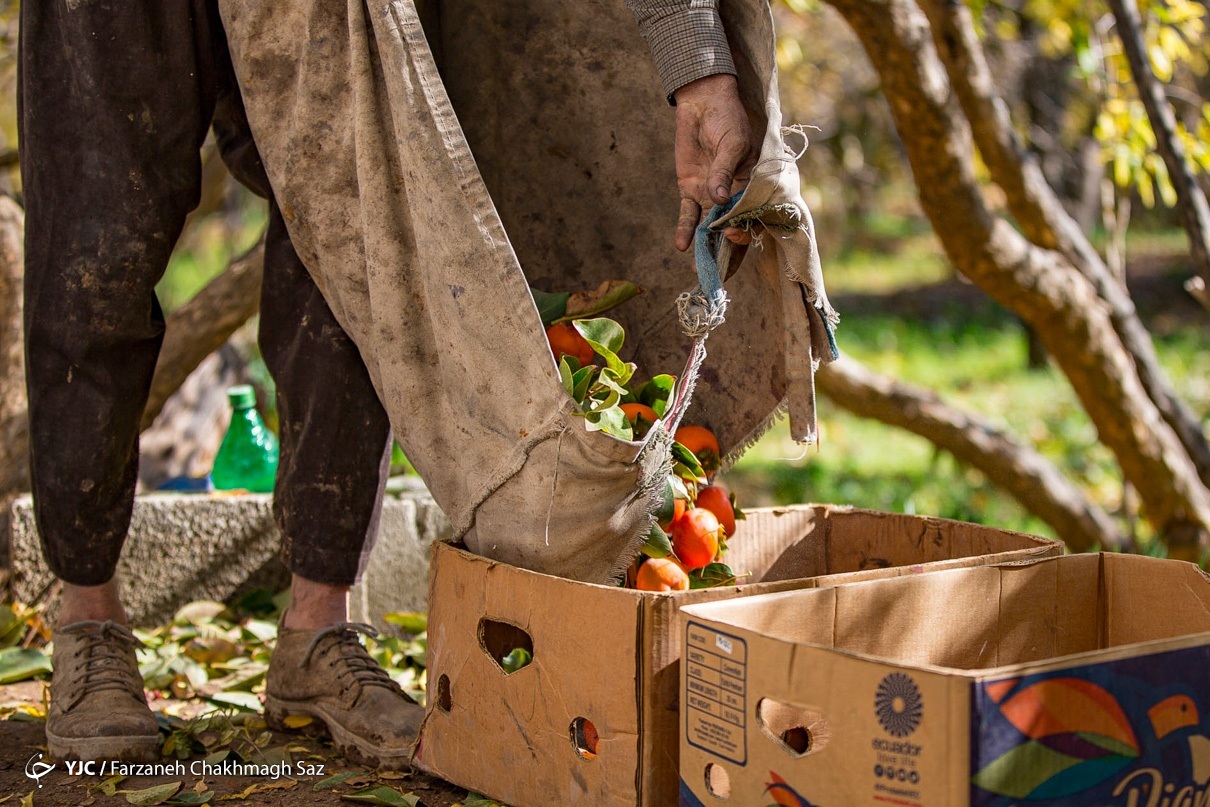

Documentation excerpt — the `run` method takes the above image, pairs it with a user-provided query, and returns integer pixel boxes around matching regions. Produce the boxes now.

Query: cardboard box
[678,552,1210,807]
[413,504,1059,806]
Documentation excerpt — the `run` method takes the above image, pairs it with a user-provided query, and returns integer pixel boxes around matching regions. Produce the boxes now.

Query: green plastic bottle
[211,385,279,493]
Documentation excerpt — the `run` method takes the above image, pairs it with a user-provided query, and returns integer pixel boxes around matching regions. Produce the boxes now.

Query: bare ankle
[283,575,350,630]
[58,579,128,628]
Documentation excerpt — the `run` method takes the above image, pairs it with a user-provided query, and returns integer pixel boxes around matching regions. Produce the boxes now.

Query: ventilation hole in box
[569,717,599,760]
[704,763,731,799]
[757,697,831,758]
[435,674,452,712]
[477,618,534,675]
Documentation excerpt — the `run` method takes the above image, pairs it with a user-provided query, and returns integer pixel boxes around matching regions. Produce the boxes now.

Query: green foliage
[1018,0,1210,208]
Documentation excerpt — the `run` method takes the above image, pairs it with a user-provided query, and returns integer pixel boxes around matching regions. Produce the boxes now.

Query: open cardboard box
[678,552,1210,807]
[413,504,1059,806]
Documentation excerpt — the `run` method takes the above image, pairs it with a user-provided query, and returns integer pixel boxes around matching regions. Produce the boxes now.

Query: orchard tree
[781,0,1210,559]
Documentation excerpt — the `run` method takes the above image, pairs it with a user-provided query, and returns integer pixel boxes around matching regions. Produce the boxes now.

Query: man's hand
[672,73,757,252]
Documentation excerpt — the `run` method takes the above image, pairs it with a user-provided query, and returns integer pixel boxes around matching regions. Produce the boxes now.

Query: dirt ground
[0,683,471,806]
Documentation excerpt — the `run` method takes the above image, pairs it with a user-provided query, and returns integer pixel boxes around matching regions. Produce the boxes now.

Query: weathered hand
[672,73,757,252]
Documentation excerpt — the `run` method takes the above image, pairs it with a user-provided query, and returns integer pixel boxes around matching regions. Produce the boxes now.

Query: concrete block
[8,479,450,630]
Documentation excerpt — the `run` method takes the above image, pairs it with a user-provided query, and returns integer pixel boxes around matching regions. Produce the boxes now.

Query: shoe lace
[301,622,404,697]
[61,620,145,704]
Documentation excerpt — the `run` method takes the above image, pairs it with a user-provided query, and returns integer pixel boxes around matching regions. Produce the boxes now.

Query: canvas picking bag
[218,0,837,583]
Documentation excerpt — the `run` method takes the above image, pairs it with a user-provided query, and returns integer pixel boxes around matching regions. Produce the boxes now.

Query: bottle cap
[227,385,257,410]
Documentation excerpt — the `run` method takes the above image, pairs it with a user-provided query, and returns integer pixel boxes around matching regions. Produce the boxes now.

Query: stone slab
[8,479,450,629]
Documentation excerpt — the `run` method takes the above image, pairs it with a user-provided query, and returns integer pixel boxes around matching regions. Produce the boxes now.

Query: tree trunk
[0,197,25,496]
[825,0,1210,559]
[0,196,25,575]
[917,0,1210,490]
[818,356,1124,552]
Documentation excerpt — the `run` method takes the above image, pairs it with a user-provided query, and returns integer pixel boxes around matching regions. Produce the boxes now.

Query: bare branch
[818,356,1125,552]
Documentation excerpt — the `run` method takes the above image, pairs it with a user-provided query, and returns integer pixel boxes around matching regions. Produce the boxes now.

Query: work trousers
[19,1,391,587]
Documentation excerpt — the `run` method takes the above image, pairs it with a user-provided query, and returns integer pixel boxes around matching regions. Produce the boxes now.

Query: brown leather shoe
[47,621,160,762]
[265,621,423,770]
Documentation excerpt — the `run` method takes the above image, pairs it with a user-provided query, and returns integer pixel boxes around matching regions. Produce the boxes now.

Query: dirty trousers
[19,1,389,587]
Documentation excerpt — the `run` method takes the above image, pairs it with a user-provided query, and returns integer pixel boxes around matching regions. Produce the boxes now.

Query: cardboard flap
[727,505,828,582]
[1104,553,1210,645]
[823,508,1056,574]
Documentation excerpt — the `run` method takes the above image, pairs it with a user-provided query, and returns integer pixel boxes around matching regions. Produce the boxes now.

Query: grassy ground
[723,226,1210,550]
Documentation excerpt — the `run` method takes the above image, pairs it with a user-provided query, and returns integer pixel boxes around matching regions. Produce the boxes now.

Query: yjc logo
[24,752,55,787]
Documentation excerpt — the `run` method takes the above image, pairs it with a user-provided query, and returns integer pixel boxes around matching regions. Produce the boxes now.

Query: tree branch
[917,0,1210,489]
[824,0,1210,558]
[818,356,1124,552]
[140,239,265,430]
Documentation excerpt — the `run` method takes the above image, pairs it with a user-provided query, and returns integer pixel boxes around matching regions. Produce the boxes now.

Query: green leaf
[595,366,632,399]
[0,607,24,649]
[571,366,597,402]
[574,317,634,382]
[124,782,182,806]
[530,288,569,327]
[382,612,427,635]
[501,647,532,674]
[689,563,738,590]
[99,776,128,796]
[0,648,51,684]
[342,786,420,806]
[242,619,278,643]
[642,524,674,559]
[585,405,633,440]
[558,356,575,397]
[574,317,625,354]
[314,772,371,792]
[653,477,678,523]
[458,795,508,807]
[639,375,676,417]
[165,793,213,806]
[671,442,708,483]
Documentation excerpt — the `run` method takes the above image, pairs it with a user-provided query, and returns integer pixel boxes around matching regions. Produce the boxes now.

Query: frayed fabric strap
[653,193,743,443]
[692,193,741,310]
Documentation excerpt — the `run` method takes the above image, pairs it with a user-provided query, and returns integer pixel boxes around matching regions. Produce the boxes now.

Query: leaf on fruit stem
[585,405,633,440]
[642,523,674,559]
[531,288,570,326]
[560,280,642,321]
[688,563,738,590]
[639,374,676,417]
[558,357,576,397]
[671,442,708,483]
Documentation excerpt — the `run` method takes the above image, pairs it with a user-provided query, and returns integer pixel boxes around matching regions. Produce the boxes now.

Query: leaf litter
[1,590,442,804]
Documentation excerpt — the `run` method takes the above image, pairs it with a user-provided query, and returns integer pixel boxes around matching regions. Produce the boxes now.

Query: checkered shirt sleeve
[624,0,737,102]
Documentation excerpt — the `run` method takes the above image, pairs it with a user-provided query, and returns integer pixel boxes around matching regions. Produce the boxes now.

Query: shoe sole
[264,696,413,771]
[46,728,161,762]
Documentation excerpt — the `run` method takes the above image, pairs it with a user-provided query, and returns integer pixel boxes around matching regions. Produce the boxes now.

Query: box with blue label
[414,504,1059,807]
[679,552,1210,807]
